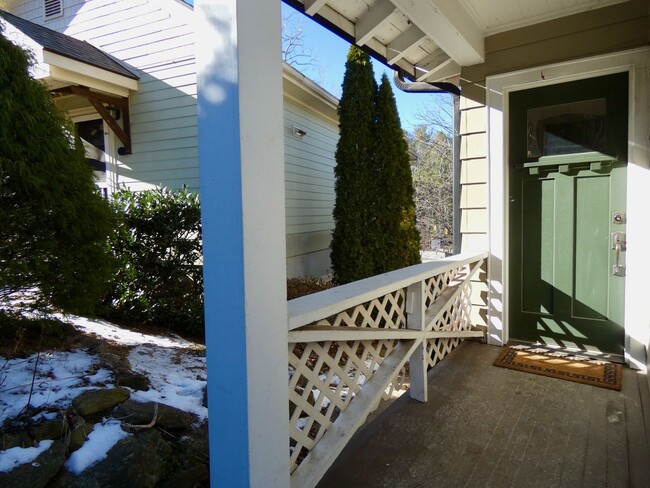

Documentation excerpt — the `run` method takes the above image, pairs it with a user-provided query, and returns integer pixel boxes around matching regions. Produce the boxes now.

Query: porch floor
[317,341,650,488]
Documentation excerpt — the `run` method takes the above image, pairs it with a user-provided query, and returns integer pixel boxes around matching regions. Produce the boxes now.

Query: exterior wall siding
[7,0,198,191]
[6,0,340,278]
[283,98,338,278]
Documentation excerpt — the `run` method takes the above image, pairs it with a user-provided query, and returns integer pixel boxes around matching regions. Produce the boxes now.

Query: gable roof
[0,10,138,80]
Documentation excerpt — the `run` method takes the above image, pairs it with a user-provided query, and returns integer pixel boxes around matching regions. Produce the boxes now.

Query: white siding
[7,0,341,277]
[283,98,338,278]
[8,0,198,191]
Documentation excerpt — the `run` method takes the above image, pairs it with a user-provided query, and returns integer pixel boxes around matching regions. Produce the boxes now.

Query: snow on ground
[0,351,110,420]
[54,313,196,349]
[65,420,130,474]
[128,345,207,420]
[0,310,206,474]
[0,440,53,473]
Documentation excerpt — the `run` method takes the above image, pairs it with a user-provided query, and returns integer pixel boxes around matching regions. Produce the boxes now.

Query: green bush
[101,187,204,336]
[0,28,115,314]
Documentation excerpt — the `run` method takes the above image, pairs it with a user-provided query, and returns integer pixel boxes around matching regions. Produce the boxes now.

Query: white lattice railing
[287,251,488,487]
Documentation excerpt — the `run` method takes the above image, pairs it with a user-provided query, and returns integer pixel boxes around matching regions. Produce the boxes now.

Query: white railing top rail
[288,251,488,331]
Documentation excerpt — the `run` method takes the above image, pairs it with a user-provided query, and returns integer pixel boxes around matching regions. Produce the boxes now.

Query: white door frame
[485,47,650,369]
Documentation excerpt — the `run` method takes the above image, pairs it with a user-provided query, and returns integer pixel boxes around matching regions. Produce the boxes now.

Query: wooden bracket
[52,85,132,154]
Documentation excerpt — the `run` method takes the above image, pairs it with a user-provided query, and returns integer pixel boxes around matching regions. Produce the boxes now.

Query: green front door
[508,73,628,356]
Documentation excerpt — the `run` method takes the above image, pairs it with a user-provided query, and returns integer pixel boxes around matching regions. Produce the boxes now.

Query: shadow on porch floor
[318,341,650,488]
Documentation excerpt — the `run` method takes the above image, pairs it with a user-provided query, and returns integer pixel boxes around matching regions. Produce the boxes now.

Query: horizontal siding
[284,99,338,243]
[9,0,341,274]
[459,102,489,253]
[7,0,199,191]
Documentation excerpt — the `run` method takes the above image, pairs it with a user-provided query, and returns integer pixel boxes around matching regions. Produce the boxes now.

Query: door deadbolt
[612,212,626,224]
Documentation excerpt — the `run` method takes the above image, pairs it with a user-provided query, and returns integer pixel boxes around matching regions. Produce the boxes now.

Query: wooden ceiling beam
[356,0,396,46]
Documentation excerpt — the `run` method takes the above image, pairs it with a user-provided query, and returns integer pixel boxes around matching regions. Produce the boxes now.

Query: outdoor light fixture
[292,125,307,138]
[107,106,121,120]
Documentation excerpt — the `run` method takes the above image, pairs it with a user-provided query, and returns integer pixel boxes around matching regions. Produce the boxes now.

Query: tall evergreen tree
[330,46,377,284]
[373,74,421,272]
[0,29,115,313]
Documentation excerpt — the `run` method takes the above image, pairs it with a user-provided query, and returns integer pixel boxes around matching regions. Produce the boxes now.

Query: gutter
[391,70,461,255]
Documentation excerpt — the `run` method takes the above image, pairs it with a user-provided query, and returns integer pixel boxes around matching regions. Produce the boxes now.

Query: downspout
[392,70,462,255]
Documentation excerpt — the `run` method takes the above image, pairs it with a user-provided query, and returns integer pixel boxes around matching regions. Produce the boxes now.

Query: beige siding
[461,0,650,104]
[459,101,488,253]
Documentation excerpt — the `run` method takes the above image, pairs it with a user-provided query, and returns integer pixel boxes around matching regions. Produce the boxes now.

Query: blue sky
[186,1,451,131]
[280,4,451,132]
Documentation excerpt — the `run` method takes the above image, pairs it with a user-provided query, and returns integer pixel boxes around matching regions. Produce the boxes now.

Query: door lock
[611,232,626,277]
[612,212,626,224]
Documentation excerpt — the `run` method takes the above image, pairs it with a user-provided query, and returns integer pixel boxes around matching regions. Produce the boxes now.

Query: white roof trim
[389,0,484,66]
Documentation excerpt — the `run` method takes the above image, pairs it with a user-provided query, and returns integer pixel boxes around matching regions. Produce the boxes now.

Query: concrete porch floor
[318,341,650,488]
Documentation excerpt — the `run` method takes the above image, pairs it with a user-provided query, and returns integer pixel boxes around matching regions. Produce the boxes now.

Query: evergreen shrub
[0,28,115,314]
[101,187,204,336]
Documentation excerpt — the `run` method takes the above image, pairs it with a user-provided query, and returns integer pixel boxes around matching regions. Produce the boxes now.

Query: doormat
[493,346,622,390]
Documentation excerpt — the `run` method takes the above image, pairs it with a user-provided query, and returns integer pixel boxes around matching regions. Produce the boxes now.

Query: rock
[0,430,32,450]
[115,372,150,391]
[29,417,68,442]
[157,464,209,488]
[72,388,130,417]
[0,440,66,488]
[114,400,195,430]
[202,386,208,408]
[68,418,94,453]
[77,337,108,353]
[57,429,172,488]
[99,352,132,373]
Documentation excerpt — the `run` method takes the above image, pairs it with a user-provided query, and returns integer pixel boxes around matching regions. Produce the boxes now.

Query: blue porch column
[196,1,289,486]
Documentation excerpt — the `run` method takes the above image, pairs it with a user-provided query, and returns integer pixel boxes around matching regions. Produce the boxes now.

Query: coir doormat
[493,346,622,390]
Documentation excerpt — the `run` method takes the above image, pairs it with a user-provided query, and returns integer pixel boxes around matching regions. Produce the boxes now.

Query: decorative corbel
[52,85,132,154]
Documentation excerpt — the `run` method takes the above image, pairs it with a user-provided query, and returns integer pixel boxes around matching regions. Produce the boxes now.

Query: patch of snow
[0,351,98,419]
[127,346,207,420]
[54,313,196,349]
[295,417,309,431]
[65,420,129,474]
[0,440,53,473]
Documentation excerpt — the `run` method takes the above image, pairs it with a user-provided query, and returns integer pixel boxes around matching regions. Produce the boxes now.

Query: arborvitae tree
[373,74,421,272]
[0,29,115,313]
[330,46,377,284]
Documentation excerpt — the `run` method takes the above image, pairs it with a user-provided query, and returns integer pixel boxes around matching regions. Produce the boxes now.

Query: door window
[526,98,606,159]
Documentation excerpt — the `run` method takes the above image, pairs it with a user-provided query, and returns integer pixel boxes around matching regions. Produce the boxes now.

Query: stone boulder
[98,352,132,373]
[72,388,129,417]
[0,440,66,488]
[114,372,150,391]
[52,429,172,488]
[29,417,68,442]
[68,418,94,453]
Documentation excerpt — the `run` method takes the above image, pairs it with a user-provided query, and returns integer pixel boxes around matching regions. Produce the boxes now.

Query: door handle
[612,232,626,277]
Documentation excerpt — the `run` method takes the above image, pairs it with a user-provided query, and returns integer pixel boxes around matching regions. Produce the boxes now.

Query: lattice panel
[424,273,473,370]
[429,279,473,332]
[288,338,398,472]
[314,289,406,329]
[423,265,469,309]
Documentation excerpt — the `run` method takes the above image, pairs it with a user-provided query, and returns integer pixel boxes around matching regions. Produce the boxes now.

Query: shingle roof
[0,10,139,80]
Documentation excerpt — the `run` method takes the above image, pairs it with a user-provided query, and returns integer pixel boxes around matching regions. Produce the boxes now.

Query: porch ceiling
[283,0,629,85]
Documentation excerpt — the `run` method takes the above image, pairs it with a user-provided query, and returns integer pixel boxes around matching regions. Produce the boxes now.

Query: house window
[44,0,63,20]
[526,98,606,159]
